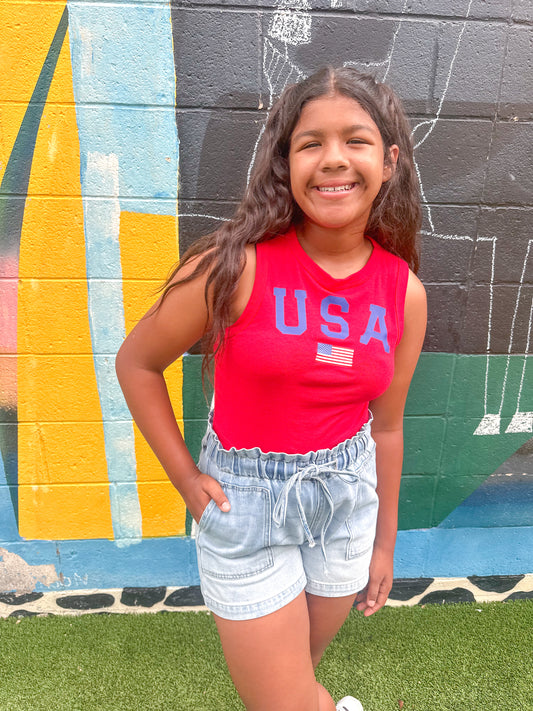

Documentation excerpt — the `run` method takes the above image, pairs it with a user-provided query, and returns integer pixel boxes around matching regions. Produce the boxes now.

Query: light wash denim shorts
[195,414,378,621]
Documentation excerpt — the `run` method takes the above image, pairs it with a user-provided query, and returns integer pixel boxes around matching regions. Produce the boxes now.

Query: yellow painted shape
[26,103,85,196]
[119,210,185,535]
[18,484,113,541]
[0,2,69,185]
[17,23,111,541]
[15,198,86,278]
[18,423,113,485]
[17,355,104,423]
[138,481,187,538]
[17,280,93,355]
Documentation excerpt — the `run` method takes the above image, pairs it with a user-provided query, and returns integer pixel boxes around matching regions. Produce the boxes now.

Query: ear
[382,144,399,183]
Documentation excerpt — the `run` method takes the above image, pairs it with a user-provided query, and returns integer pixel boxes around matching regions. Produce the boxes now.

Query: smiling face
[288,93,398,238]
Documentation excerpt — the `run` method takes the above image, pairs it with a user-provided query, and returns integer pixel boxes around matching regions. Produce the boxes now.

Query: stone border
[1,576,531,618]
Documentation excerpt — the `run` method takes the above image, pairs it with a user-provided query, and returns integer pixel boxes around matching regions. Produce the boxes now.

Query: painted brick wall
[0,0,531,596]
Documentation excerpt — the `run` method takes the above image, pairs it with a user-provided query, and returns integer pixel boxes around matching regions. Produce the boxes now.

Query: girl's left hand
[354,546,394,616]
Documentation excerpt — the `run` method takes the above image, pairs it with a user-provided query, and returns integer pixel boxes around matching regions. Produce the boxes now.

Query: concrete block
[353,0,512,19]
[476,208,533,285]
[173,0,287,6]
[433,21,507,117]
[68,3,175,106]
[177,200,237,254]
[483,122,533,205]
[433,473,490,526]
[398,474,436,530]
[413,119,493,203]
[512,0,533,21]
[405,353,456,416]
[423,284,468,352]
[499,26,533,120]
[376,19,438,113]
[418,206,478,283]
[461,285,533,354]
[171,9,261,108]
[403,415,446,474]
[176,110,265,201]
[279,14,398,80]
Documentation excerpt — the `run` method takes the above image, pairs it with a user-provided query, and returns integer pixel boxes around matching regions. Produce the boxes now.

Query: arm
[115,258,228,523]
[356,270,427,616]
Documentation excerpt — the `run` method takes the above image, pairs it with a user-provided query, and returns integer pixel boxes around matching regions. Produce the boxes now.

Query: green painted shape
[401,353,533,528]
[0,8,69,529]
[182,352,533,532]
[398,474,436,529]
[403,416,446,475]
[182,355,212,535]
[404,352,455,416]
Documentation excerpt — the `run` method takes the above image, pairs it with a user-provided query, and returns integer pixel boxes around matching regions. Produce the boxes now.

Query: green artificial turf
[0,600,532,711]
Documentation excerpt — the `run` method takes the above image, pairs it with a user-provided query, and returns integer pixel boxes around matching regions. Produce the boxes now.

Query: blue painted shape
[68,3,178,205]
[0,450,21,543]
[439,473,533,529]
[67,0,178,544]
[395,526,533,578]
[67,3,175,106]
[1,537,200,592]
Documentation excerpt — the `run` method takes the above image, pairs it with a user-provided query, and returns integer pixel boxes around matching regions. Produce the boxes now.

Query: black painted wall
[171,0,532,356]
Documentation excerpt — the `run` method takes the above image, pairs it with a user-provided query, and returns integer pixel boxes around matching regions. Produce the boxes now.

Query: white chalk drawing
[269,1,312,46]
[179,2,531,436]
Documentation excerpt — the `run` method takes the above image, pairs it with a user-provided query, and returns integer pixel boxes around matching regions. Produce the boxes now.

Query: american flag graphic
[316,342,354,367]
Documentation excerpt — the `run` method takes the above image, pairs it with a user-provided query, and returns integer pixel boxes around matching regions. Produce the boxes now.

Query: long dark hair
[161,66,421,373]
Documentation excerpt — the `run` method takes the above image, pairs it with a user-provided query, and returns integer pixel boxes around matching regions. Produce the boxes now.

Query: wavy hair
[160,66,421,374]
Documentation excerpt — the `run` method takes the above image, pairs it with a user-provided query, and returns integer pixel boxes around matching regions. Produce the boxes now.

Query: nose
[320,140,349,171]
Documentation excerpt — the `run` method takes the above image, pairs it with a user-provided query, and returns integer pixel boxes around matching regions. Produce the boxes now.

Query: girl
[116,66,427,711]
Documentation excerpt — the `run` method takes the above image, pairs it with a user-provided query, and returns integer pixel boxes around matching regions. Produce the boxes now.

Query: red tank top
[213,226,409,454]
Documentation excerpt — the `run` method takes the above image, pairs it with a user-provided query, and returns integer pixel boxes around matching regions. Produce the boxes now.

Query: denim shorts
[194,414,378,621]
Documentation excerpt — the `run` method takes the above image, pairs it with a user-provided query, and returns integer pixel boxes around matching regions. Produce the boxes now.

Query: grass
[0,600,532,711]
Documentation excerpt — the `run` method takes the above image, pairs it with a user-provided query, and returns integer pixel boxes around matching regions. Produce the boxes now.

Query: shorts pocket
[198,482,273,580]
[344,458,379,560]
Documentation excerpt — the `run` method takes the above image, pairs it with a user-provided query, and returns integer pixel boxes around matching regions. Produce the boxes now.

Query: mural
[0,0,531,596]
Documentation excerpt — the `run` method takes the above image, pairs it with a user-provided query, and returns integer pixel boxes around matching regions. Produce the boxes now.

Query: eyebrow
[291,124,376,142]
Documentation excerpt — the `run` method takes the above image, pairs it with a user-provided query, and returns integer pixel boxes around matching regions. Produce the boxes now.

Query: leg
[307,592,357,669]
[213,591,336,711]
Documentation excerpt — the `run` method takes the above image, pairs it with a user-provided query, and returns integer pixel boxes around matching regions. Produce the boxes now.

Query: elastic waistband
[201,412,374,481]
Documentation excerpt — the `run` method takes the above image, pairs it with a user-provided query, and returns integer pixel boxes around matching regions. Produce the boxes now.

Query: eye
[302,141,320,149]
[348,138,366,145]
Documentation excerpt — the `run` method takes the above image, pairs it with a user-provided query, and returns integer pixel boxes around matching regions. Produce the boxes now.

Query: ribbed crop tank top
[213,226,409,454]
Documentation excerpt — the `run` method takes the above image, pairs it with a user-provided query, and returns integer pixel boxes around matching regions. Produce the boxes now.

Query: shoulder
[405,269,426,306]
[403,269,427,340]
[230,244,257,323]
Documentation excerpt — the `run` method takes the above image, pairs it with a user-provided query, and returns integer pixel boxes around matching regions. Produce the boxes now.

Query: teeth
[317,184,354,192]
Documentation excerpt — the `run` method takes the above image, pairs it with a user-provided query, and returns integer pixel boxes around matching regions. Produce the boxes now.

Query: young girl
[116,66,427,711]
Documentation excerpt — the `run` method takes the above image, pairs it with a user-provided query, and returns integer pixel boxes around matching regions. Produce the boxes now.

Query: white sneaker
[336,696,364,711]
